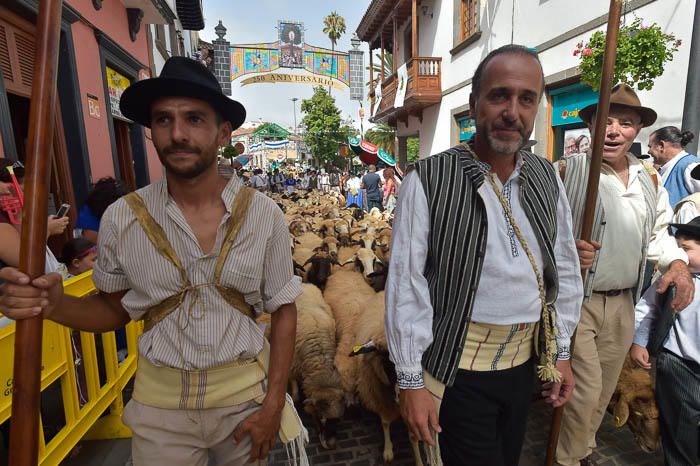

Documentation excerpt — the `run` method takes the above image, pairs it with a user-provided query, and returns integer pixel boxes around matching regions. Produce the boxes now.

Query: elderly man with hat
[555,83,694,466]
[0,57,308,465]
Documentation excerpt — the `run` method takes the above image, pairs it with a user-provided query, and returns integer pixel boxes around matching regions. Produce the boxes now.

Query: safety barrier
[0,271,141,465]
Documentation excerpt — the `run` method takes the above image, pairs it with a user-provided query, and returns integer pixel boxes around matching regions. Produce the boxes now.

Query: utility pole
[291,97,299,164]
[682,0,700,155]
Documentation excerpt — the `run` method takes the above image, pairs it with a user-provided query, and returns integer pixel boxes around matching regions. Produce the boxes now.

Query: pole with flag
[8,0,64,464]
[544,1,624,465]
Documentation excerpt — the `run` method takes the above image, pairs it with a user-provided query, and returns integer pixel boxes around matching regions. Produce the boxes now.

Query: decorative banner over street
[229,20,352,90]
[240,73,345,89]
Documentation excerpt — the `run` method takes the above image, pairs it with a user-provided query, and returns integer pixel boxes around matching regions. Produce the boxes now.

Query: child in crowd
[61,238,97,278]
[630,216,700,466]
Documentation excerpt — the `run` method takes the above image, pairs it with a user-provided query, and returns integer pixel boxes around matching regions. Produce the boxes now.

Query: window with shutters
[451,0,481,55]
[461,0,478,41]
[0,13,36,98]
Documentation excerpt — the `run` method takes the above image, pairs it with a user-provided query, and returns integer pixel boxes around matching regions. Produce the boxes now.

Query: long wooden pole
[544,2,623,465]
[8,0,64,465]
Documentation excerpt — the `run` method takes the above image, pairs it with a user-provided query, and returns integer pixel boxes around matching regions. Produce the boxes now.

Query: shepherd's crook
[8,0,64,465]
[544,1,624,465]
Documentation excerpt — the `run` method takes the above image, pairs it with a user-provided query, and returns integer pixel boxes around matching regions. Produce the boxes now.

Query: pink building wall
[66,0,162,183]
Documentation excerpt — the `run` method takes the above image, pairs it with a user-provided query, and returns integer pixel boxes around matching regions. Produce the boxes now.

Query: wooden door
[114,120,137,191]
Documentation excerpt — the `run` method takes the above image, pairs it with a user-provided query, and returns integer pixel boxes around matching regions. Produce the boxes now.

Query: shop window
[457,114,475,143]
[550,83,598,160]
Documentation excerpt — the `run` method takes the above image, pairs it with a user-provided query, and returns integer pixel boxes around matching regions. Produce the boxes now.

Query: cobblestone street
[58,397,664,466]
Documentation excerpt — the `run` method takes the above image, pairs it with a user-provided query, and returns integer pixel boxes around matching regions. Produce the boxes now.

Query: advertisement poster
[106,66,131,120]
[394,63,408,108]
[563,128,591,158]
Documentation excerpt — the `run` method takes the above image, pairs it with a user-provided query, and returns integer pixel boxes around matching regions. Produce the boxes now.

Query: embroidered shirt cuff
[556,342,571,361]
[395,364,424,389]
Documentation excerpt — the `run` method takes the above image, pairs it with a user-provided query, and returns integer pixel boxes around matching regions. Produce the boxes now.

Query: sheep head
[304,251,340,290]
[321,237,339,256]
[302,374,345,450]
[289,220,311,237]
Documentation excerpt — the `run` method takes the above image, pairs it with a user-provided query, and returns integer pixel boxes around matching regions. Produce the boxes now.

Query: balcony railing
[371,56,442,122]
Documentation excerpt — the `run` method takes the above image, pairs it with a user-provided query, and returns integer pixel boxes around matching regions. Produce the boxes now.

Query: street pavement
[58,399,664,466]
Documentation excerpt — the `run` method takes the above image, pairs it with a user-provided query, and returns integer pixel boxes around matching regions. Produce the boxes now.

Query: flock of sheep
[261,189,422,465]
[264,189,661,465]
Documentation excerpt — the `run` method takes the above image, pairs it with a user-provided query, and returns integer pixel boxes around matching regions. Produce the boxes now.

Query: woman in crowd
[61,238,97,278]
[75,177,128,242]
[345,172,363,208]
[382,167,398,214]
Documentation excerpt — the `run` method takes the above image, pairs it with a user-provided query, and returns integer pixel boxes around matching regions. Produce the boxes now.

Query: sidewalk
[60,399,664,465]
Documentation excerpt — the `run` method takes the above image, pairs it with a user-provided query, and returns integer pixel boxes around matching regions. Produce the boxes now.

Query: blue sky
[200,0,373,131]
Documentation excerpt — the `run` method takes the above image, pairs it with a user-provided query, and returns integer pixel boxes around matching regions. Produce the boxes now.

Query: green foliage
[576,18,682,91]
[366,52,393,86]
[364,124,396,154]
[222,144,238,160]
[407,137,420,163]
[301,87,347,167]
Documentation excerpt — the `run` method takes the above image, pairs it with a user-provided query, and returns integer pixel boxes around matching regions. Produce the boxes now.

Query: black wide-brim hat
[669,216,700,239]
[120,56,246,129]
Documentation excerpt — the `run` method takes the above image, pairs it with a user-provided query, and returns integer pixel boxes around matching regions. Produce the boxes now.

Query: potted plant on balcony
[575,18,682,91]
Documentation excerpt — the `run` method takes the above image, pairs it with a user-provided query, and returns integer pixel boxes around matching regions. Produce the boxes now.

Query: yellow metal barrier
[0,270,142,465]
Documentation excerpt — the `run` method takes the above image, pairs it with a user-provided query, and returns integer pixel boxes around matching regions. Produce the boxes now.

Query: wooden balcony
[371,56,442,125]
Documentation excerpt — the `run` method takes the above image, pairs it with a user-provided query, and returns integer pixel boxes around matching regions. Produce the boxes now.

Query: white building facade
[357,0,695,162]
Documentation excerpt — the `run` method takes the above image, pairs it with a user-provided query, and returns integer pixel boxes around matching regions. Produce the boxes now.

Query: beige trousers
[556,291,635,466]
[123,398,264,466]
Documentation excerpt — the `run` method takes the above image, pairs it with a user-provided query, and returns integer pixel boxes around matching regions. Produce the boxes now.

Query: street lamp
[290,97,299,135]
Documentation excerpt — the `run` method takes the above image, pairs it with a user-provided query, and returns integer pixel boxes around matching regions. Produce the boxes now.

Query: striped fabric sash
[458,322,535,372]
[123,187,256,331]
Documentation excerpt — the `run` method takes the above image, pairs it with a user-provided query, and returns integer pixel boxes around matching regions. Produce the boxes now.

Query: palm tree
[366,51,393,86]
[364,124,396,154]
[323,11,346,95]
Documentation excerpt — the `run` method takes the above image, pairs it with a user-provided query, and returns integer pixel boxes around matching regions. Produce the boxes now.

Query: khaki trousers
[556,291,635,466]
[123,398,264,466]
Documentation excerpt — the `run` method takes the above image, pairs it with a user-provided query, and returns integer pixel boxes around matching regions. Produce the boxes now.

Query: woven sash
[123,187,256,331]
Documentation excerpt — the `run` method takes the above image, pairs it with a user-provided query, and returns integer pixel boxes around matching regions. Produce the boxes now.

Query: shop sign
[551,83,599,127]
[106,66,132,120]
[87,94,100,119]
[458,115,475,142]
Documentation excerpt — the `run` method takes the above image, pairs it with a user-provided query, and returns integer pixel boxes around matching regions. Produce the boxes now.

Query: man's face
[647,134,668,166]
[150,96,231,179]
[564,137,577,155]
[589,106,642,164]
[470,54,542,156]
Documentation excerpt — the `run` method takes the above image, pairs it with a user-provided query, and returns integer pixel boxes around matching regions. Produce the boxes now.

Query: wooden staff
[544,1,623,465]
[8,0,64,465]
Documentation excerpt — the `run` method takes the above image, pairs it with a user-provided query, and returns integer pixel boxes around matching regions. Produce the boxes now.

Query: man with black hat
[0,57,307,465]
[555,83,694,466]
[630,216,700,466]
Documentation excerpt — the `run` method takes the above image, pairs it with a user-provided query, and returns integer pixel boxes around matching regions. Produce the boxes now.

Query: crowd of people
[0,48,698,466]
[220,162,401,213]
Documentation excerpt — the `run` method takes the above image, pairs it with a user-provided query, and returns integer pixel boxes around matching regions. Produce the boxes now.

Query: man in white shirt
[385,45,583,465]
[648,126,698,207]
[555,84,694,466]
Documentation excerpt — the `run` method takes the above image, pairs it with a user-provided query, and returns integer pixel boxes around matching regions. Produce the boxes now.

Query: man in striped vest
[555,84,695,466]
[385,45,584,465]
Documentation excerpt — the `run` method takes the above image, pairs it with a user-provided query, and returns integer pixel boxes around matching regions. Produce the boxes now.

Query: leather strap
[124,187,256,331]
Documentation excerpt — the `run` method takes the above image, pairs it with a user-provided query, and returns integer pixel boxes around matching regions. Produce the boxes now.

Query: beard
[158,144,216,179]
[476,120,527,155]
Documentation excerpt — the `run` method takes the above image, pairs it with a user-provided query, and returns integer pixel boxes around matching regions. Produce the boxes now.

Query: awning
[348,137,396,166]
[176,0,204,30]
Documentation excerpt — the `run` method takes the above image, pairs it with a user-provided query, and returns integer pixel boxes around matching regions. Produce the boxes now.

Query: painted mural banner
[229,20,352,90]
[240,73,345,90]
[106,66,131,121]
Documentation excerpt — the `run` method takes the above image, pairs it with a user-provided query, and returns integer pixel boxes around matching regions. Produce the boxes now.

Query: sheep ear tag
[349,340,377,357]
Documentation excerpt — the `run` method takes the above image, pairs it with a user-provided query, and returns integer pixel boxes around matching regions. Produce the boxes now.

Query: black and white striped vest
[413,144,560,386]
